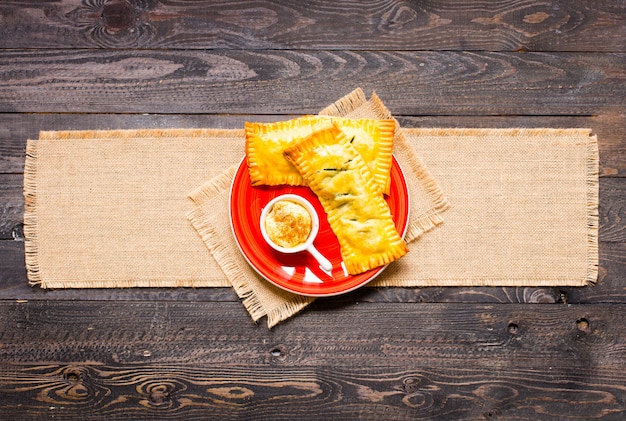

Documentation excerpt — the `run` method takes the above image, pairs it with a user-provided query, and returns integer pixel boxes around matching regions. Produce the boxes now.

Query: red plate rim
[229,155,410,297]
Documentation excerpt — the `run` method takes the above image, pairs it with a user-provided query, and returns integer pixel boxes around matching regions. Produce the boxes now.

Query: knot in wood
[63,366,86,384]
[148,389,169,406]
[507,322,519,335]
[402,376,421,393]
[101,0,137,32]
[576,318,590,332]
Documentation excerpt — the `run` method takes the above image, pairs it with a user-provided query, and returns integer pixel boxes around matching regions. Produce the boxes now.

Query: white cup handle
[306,244,333,272]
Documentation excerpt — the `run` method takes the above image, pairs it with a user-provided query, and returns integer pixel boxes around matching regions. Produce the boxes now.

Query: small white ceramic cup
[260,194,333,272]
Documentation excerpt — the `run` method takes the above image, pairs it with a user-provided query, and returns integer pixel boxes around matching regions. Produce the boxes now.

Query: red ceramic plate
[229,156,410,297]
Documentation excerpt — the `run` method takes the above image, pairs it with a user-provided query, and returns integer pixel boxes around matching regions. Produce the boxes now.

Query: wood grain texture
[2,113,625,176]
[0,238,624,305]
[0,364,624,420]
[1,300,624,367]
[0,301,624,419]
[0,174,23,240]
[0,0,624,52]
[8,172,626,242]
[1,2,624,419]
[600,178,626,243]
[0,50,624,115]
[565,242,626,304]
[0,113,296,173]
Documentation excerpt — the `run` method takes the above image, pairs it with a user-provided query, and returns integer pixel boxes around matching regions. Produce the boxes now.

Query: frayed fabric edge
[40,128,245,140]
[186,167,315,327]
[186,167,270,321]
[23,140,42,287]
[585,132,600,286]
[319,87,367,117]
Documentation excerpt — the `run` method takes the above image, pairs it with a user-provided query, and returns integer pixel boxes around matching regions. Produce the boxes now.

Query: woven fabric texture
[186,88,451,326]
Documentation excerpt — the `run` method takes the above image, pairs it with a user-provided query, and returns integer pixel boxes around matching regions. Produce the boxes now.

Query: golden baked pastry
[264,200,312,248]
[245,116,395,194]
[284,124,408,274]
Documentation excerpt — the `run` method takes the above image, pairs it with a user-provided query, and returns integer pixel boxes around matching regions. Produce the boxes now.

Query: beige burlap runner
[24,88,598,328]
[24,129,241,288]
[396,127,598,287]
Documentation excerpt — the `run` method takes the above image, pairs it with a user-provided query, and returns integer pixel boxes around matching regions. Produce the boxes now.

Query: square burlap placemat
[186,89,451,326]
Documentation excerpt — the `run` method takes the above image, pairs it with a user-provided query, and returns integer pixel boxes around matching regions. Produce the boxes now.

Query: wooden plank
[600,178,626,243]
[0,241,562,304]
[398,114,626,178]
[0,301,624,419]
[0,363,624,420]
[0,50,624,115]
[1,300,624,367]
[0,240,561,304]
[0,1,624,52]
[0,240,239,302]
[1,173,623,304]
[0,113,294,173]
[565,242,626,304]
[8,173,626,242]
[0,238,624,304]
[0,174,22,240]
[1,113,625,176]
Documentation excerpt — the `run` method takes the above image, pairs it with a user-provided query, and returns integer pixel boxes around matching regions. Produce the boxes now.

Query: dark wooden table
[1,1,625,420]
